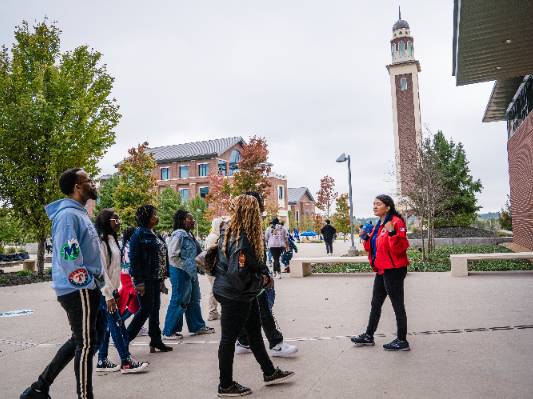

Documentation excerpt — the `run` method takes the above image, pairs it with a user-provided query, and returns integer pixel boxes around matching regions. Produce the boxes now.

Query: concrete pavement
[1,244,532,398]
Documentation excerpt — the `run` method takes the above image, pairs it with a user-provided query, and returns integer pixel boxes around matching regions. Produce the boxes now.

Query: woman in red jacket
[351,194,411,351]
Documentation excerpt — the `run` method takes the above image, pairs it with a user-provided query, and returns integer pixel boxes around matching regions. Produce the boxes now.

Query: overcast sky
[1,0,510,216]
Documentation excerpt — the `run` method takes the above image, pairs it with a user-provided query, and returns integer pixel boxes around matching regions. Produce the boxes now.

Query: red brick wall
[508,110,533,250]
[395,73,418,194]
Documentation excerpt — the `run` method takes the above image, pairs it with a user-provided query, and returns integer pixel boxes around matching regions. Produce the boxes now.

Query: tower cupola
[391,7,415,63]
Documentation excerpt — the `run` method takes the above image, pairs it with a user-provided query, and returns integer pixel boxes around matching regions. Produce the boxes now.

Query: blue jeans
[163,267,205,336]
[97,296,130,362]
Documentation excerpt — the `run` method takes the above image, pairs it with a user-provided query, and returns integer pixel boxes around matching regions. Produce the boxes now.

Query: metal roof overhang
[452,0,533,86]
[482,77,524,122]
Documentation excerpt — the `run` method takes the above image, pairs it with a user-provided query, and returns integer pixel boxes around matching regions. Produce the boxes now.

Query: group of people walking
[21,168,411,399]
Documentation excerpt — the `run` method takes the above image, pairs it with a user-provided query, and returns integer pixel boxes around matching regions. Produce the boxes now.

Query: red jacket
[362,215,409,274]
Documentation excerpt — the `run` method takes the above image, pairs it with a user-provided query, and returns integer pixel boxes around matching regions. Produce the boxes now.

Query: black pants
[34,289,102,399]
[324,239,333,254]
[366,268,408,341]
[269,247,283,273]
[215,294,275,388]
[238,290,283,349]
[126,279,162,345]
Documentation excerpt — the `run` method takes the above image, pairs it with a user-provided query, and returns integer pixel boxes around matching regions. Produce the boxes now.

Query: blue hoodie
[45,198,104,297]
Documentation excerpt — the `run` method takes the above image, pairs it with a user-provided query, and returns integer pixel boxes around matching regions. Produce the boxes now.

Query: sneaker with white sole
[96,358,121,372]
[162,332,183,341]
[263,368,295,386]
[120,357,149,374]
[218,381,252,397]
[191,326,215,336]
[235,342,252,354]
[270,342,298,357]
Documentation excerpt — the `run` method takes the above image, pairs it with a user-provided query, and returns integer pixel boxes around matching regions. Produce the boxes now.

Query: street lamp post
[336,153,357,255]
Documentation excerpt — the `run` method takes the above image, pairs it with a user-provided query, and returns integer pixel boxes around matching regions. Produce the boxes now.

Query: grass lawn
[312,245,533,273]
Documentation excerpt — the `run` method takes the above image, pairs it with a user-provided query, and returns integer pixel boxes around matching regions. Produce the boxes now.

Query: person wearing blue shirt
[22,168,104,399]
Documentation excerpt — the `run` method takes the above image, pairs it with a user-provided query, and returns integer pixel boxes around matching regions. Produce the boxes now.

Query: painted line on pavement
[2,324,532,349]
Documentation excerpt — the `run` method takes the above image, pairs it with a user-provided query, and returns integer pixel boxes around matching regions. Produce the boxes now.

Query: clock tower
[386,9,422,196]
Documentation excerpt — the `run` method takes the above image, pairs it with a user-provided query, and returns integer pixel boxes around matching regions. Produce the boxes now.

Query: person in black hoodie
[320,219,337,255]
[213,194,295,397]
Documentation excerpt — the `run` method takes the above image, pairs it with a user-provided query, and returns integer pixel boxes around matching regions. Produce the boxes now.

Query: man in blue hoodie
[21,168,104,399]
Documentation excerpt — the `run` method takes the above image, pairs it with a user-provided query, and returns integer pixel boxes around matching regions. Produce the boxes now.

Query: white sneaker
[235,342,252,354]
[271,342,298,358]
[162,333,183,341]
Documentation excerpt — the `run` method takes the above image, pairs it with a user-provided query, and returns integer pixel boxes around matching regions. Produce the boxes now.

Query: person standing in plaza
[21,168,104,399]
[94,209,148,374]
[126,205,173,353]
[162,209,215,339]
[265,217,289,279]
[320,219,337,255]
[214,194,295,397]
[351,194,411,351]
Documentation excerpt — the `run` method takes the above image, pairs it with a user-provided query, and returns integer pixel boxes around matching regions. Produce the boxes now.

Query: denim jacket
[129,227,169,286]
[168,229,201,278]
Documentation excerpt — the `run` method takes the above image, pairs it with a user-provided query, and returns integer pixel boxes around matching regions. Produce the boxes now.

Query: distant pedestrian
[94,209,148,374]
[321,219,337,255]
[265,218,289,279]
[214,194,295,397]
[126,205,173,353]
[21,168,104,399]
[351,194,411,351]
[162,210,215,339]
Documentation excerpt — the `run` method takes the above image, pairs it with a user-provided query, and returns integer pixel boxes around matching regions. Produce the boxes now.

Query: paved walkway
[1,247,532,398]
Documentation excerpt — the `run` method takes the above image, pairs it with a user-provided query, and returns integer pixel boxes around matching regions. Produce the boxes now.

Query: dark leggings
[126,279,162,345]
[269,247,283,273]
[366,267,408,340]
[215,294,275,388]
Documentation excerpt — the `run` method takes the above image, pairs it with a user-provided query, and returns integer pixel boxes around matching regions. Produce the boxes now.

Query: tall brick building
[452,1,533,250]
[386,10,422,196]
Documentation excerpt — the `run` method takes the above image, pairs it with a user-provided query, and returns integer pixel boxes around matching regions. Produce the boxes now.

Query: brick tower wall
[395,73,418,195]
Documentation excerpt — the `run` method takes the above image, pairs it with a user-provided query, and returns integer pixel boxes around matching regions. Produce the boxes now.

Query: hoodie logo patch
[61,239,80,261]
[68,268,92,287]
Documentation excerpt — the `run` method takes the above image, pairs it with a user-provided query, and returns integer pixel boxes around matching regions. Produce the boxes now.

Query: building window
[399,40,405,57]
[160,167,170,180]
[199,186,209,198]
[229,149,241,176]
[278,186,284,201]
[179,188,190,201]
[391,43,396,57]
[179,165,189,178]
[407,41,413,56]
[198,164,209,177]
[400,77,408,91]
[218,160,227,176]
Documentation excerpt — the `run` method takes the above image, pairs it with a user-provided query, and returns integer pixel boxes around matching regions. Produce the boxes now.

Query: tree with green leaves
[187,196,210,238]
[157,187,183,233]
[114,142,157,227]
[432,131,482,227]
[0,20,120,274]
[499,195,512,231]
[332,193,350,239]
[95,175,119,213]
[0,208,30,247]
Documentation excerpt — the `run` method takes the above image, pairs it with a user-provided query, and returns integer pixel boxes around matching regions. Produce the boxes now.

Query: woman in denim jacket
[162,209,215,339]
[126,205,173,353]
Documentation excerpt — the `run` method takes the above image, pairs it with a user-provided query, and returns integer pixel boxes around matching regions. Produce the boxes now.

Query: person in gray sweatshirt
[21,168,104,399]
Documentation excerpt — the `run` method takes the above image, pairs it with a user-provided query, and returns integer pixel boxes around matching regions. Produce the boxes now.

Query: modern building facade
[387,9,423,196]
[288,187,316,229]
[452,0,533,250]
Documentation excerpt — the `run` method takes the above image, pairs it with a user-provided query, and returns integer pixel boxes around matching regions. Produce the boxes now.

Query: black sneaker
[218,381,252,397]
[121,357,149,374]
[264,367,295,386]
[383,338,410,351]
[96,358,121,372]
[20,384,50,399]
[351,333,375,347]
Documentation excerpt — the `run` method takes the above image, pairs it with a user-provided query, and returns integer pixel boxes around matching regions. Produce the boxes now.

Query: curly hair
[173,209,190,231]
[136,204,157,228]
[223,194,264,261]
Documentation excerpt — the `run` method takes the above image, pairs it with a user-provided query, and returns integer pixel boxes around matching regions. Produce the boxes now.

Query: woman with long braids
[351,194,411,351]
[213,194,295,397]
[94,209,148,373]
[126,205,172,353]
